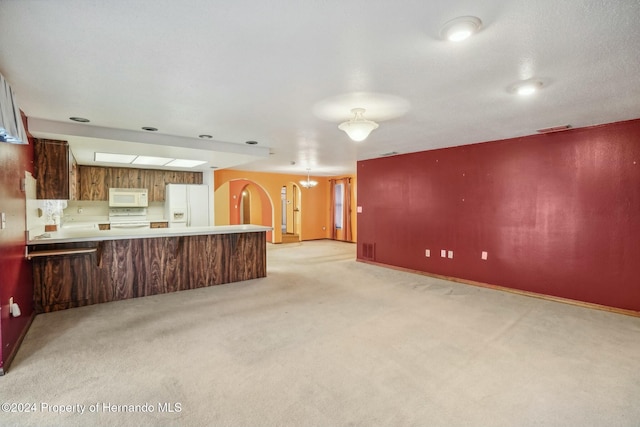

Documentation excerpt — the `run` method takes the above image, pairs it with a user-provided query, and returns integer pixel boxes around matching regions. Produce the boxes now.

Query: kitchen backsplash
[63,201,166,223]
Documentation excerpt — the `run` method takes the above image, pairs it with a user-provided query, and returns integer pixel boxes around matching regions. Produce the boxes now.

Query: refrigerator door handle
[187,187,191,226]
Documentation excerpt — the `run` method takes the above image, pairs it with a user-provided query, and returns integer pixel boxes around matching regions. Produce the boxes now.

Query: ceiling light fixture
[199,134,213,139]
[300,169,318,188]
[338,108,379,142]
[94,152,207,168]
[440,16,482,42]
[245,140,258,145]
[69,117,90,123]
[511,79,544,96]
[142,126,158,131]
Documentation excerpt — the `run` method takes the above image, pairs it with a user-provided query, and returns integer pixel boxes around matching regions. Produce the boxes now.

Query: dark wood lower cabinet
[31,232,266,313]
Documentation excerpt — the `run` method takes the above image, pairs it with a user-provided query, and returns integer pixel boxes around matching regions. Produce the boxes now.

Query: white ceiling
[1,0,640,176]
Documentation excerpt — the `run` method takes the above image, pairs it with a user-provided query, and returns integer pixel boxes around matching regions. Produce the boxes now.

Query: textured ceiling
[1,0,640,175]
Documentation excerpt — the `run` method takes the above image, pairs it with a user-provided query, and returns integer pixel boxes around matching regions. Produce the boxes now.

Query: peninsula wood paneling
[77,166,203,201]
[31,232,267,313]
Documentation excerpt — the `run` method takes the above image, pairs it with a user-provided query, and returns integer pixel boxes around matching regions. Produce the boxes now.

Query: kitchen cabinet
[34,138,78,200]
[77,166,202,202]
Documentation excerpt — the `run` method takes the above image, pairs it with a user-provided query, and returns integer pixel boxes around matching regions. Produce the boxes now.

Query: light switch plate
[425,249,430,257]
[440,249,446,258]
[448,250,454,259]
[481,251,488,260]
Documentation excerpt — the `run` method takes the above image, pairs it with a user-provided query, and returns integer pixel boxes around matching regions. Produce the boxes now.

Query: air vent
[536,125,571,134]
[362,243,376,261]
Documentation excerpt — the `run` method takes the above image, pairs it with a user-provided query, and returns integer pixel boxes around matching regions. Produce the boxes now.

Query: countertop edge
[28,225,273,245]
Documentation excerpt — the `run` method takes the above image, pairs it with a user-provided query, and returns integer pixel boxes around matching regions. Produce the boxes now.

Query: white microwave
[108,188,149,207]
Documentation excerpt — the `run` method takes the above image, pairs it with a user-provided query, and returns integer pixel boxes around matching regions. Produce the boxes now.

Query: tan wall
[214,181,229,225]
[214,169,356,243]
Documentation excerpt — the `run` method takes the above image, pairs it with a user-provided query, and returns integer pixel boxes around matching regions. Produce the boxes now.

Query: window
[334,183,344,229]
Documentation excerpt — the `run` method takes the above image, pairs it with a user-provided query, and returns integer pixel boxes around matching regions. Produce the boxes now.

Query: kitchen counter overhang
[28,224,272,245]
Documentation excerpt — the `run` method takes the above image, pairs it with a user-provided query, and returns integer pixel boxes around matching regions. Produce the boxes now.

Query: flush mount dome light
[440,16,482,42]
[511,79,544,96]
[338,108,379,142]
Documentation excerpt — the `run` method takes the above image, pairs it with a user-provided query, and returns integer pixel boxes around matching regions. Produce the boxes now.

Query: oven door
[109,221,151,230]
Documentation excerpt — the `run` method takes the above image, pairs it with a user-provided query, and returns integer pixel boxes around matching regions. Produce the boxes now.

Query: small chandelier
[338,108,379,142]
[300,169,318,188]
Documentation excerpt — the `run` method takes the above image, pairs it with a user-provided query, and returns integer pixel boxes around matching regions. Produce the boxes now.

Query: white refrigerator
[165,184,211,228]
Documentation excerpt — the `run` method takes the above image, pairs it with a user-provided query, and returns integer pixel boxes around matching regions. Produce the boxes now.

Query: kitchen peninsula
[27,225,271,313]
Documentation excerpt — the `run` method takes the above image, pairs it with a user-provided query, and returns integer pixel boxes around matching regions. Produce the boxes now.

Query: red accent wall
[0,120,35,372]
[357,119,640,312]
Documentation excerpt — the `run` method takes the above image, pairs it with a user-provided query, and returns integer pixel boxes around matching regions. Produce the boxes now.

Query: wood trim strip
[357,259,640,318]
[27,248,97,259]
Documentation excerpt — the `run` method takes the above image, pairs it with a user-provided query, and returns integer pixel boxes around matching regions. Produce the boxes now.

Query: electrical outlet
[481,251,488,260]
[440,249,446,258]
[425,249,430,257]
[448,250,454,259]
[1,212,5,229]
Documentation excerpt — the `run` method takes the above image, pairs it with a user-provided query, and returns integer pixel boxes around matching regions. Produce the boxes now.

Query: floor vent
[362,243,375,260]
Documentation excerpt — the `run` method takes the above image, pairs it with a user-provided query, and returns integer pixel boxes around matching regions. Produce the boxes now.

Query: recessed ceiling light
[511,79,544,96]
[199,134,213,139]
[132,155,173,166]
[440,16,482,42]
[142,126,158,131]
[70,117,90,123]
[245,140,258,145]
[165,159,207,168]
[95,152,137,163]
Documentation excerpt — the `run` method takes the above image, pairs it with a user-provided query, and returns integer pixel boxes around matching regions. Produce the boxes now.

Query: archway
[214,179,274,243]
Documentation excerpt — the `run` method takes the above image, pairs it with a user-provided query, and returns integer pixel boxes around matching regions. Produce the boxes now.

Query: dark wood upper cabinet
[34,138,77,200]
[77,165,202,201]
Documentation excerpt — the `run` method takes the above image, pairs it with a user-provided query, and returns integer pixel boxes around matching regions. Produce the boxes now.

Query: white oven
[108,188,149,207]
[108,207,151,230]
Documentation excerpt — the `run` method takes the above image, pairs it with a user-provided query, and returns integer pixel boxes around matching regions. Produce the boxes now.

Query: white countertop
[28,224,272,245]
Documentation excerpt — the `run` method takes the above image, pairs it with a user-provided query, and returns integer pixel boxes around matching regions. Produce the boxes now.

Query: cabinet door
[34,139,70,200]
[78,166,108,200]
[32,253,94,313]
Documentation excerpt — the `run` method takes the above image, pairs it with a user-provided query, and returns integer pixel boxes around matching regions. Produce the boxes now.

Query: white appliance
[109,207,151,230]
[109,188,149,207]
[165,184,210,228]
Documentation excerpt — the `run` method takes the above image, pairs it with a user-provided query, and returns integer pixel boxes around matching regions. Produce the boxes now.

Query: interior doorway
[282,183,301,243]
[240,190,251,224]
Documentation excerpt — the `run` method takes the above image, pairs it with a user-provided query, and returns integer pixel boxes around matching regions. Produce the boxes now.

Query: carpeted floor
[1,240,639,426]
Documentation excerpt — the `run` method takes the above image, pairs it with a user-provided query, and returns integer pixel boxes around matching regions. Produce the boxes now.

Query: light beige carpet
[1,240,639,427]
